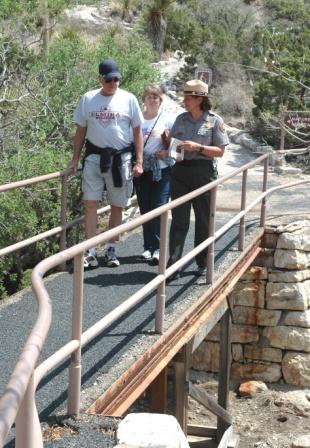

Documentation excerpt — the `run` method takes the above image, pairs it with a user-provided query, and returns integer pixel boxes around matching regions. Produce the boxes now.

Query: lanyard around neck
[144,112,162,149]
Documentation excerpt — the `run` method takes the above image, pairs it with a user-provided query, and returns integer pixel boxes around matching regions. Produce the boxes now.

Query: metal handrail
[0,169,116,258]
[1,154,309,447]
[0,168,122,444]
[0,170,69,259]
[0,171,68,193]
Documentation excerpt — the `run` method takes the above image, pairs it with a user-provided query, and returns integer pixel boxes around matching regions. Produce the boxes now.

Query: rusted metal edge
[86,230,264,416]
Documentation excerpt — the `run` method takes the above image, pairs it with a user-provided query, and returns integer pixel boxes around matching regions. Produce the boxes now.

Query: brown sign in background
[283,111,310,129]
[195,67,213,86]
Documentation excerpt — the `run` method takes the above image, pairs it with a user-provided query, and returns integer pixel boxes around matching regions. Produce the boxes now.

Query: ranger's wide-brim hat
[183,79,208,96]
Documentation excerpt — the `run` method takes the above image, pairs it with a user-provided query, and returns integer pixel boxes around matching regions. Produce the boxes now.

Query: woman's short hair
[143,85,164,103]
[200,96,212,111]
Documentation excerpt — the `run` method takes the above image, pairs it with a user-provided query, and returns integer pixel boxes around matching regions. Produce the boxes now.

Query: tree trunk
[41,0,49,61]
[149,10,167,59]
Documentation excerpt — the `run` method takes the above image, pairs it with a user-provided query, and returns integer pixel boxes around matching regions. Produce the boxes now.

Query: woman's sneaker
[83,250,99,268]
[139,250,152,260]
[104,246,120,267]
[150,249,160,265]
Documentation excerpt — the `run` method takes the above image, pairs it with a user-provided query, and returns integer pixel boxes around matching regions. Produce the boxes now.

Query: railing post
[68,253,84,415]
[260,156,269,227]
[155,211,169,334]
[239,169,248,251]
[207,186,217,285]
[217,309,232,441]
[59,171,68,270]
[15,374,43,448]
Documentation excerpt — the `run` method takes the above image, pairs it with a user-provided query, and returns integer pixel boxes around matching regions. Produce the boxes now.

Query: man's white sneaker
[150,249,160,265]
[83,250,99,268]
[139,250,152,260]
[104,246,120,267]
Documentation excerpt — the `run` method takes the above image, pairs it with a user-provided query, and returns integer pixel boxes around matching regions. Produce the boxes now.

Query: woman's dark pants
[168,160,217,268]
[136,167,171,252]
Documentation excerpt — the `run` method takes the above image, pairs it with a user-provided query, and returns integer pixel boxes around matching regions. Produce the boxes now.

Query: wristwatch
[199,145,204,154]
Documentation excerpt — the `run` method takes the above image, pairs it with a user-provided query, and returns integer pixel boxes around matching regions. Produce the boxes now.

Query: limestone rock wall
[192,220,310,387]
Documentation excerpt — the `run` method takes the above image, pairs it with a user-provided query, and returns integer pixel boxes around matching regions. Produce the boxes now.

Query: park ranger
[167,79,229,279]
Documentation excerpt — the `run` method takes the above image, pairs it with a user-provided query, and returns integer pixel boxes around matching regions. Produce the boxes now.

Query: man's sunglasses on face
[100,75,120,83]
[105,77,120,83]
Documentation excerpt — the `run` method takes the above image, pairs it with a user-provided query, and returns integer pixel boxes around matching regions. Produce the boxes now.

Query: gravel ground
[187,371,310,448]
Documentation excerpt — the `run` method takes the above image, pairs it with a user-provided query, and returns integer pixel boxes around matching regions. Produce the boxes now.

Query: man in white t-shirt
[69,59,143,268]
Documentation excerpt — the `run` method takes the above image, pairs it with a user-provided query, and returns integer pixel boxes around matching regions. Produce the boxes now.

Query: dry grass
[43,424,76,440]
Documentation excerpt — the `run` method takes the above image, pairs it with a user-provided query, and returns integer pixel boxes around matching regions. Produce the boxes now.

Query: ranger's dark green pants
[168,159,218,268]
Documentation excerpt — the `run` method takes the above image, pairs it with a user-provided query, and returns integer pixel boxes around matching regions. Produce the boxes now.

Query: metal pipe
[59,172,68,271]
[0,170,68,193]
[0,154,270,260]
[0,204,112,258]
[30,175,310,301]
[60,174,69,244]
[1,155,310,446]
[239,169,248,250]
[207,187,217,284]
[68,254,84,415]
[0,269,52,445]
[15,374,42,448]
[80,274,166,347]
[2,155,308,265]
[155,211,169,334]
[34,340,80,387]
[260,156,269,226]
[0,226,64,257]
[94,240,264,417]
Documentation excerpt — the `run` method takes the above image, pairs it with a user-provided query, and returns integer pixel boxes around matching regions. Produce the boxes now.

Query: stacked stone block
[192,220,310,387]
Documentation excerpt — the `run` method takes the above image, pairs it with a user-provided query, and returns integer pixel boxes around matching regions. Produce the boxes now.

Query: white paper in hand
[168,137,184,161]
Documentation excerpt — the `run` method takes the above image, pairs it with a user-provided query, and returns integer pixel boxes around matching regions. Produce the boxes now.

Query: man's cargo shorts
[82,154,133,208]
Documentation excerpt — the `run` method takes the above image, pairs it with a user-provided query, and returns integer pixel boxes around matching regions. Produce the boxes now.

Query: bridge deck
[1,145,310,447]
[0,213,262,447]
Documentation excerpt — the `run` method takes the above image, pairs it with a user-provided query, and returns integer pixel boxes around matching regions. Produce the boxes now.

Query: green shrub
[0,30,158,299]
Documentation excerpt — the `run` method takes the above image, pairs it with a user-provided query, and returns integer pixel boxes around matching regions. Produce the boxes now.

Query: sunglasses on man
[99,75,120,83]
